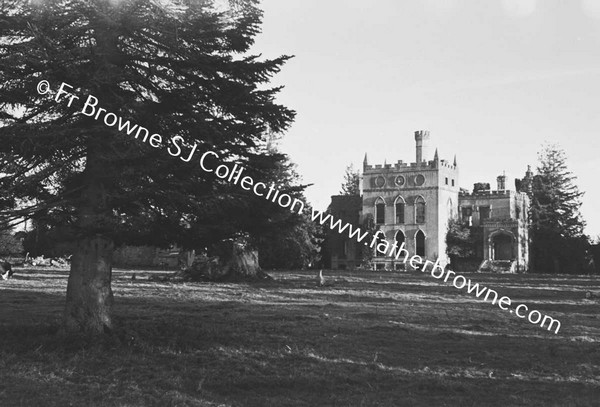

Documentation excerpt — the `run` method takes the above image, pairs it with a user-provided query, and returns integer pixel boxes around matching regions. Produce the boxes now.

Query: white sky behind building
[252,0,600,238]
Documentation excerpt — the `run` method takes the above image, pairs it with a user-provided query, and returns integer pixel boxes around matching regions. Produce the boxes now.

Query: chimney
[414,130,430,163]
[497,172,506,191]
[524,165,533,194]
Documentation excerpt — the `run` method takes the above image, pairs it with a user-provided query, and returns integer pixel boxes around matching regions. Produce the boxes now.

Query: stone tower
[360,130,459,269]
[415,130,430,163]
[497,173,506,192]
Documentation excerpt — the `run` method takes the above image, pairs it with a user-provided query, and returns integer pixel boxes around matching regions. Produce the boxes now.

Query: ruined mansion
[328,130,531,272]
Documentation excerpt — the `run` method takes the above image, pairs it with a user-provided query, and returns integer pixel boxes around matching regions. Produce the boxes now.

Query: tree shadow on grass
[1,271,600,406]
[0,299,598,406]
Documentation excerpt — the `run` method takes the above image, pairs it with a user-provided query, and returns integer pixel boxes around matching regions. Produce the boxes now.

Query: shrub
[0,230,24,256]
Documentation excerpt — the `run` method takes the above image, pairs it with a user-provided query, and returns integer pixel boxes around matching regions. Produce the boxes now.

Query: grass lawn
[1,267,599,406]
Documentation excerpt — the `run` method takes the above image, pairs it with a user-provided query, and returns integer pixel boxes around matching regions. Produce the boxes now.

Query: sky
[251,0,600,238]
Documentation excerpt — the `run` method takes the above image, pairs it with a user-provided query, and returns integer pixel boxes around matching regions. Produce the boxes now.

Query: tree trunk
[178,249,196,270]
[64,235,114,334]
[63,13,118,335]
[63,130,115,333]
[63,172,114,334]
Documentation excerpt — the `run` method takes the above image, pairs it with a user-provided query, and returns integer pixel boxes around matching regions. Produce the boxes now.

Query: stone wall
[112,245,180,268]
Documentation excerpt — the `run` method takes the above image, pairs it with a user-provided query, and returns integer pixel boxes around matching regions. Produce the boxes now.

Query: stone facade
[328,130,530,272]
[459,185,530,272]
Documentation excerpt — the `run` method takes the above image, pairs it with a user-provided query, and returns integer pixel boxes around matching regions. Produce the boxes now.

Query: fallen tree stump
[176,239,271,282]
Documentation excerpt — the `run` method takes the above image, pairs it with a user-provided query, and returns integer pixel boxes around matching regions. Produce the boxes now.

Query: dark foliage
[473,183,490,194]
[0,0,295,248]
[528,144,590,274]
[252,155,321,270]
[359,213,375,268]
[445,218,483,270]
[0,230,23,256]
[339,164,360,196]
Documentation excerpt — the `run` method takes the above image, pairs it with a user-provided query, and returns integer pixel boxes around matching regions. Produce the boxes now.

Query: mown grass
[1,267,599,406]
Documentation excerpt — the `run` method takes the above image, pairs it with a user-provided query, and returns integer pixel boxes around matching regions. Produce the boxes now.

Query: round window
[415,174,425,186]
[375,176,386,188]
[395,175,405,187]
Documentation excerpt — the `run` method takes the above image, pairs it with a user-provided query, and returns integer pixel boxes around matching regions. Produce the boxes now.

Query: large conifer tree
[0,0,294,333]
[529,144,588,273]
[254,155,322,270]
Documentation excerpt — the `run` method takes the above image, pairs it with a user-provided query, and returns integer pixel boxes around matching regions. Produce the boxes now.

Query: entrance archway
[492,233,512,260]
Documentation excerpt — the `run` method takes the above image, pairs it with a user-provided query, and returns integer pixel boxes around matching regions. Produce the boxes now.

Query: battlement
[414,130,430,140]
[459,189,513,198]
[364,159,409,171]
[362,130,457,172]
[364,159,456,172]
[439,159,456,169]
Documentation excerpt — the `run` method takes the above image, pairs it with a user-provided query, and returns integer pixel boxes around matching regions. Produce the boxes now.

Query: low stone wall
[112,245,179,268]
[113,246,156,267]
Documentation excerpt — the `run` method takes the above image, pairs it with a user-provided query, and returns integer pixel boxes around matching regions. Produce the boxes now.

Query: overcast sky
[252,0,600,237]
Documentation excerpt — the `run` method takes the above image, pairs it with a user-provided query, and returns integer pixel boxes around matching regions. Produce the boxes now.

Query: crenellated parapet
[438,159,457,170]
[364,159,456,173]
[362,130,458,174]
[459,189,513,198]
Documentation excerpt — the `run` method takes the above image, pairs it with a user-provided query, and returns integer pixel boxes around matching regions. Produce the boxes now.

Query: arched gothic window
[415,230,426,257]
[395,230,406,259]
[375,198,386,225]
[415,196,426,224]
[375,231,387,257]
[395,196,405,224]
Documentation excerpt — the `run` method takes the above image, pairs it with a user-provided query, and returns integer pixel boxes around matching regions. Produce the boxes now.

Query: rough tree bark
[63,128,115,334]
[64,235,114,333]
[64,161,115,334]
